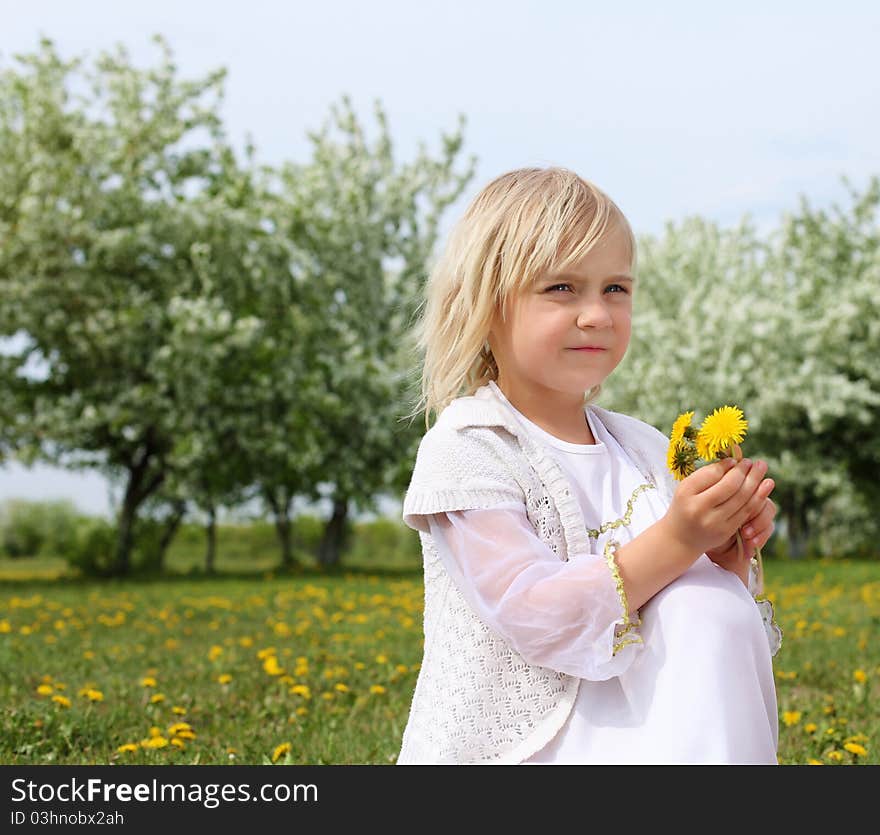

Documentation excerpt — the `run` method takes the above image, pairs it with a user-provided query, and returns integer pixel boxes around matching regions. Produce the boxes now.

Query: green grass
[1,543,877,765]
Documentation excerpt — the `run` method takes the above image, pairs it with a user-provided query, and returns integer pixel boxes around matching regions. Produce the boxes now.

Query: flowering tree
[0,37,296,574]
[603,177,880,558]
[271,95,476,567]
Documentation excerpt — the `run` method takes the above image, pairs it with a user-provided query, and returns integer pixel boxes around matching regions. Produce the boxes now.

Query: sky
[1,0,878,521]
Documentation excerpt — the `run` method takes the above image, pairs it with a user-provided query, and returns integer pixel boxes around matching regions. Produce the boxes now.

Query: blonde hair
[400,166,637,431]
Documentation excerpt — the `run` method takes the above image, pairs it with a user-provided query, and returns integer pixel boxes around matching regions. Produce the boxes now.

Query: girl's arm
[422,504,656,681]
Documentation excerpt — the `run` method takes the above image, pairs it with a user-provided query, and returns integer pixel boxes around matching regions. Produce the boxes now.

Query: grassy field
[0,545,877,765]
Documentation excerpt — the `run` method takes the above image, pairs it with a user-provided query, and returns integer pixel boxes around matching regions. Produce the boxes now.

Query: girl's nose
[576,301,613,327]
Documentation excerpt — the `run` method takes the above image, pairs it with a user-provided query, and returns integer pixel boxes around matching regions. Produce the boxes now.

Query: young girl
[396,166,782,765]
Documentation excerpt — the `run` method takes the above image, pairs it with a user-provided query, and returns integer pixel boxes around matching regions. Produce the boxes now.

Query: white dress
[422,386,779,765]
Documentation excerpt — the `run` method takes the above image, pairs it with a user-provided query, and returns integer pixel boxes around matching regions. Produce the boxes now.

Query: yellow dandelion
[782,710,801,726]
[370,685,386,694]
[170,738,186,749]
[150,693,165,704]
[208,645,223,661]
[669,410,695,446]
[117,744,139,753]
[696,405,748,460]
[263,656,284,676]
[844,742,868,757]
[36,684,54,696]
[172,706,187,715]
[140,676,157,688]
[84,688,103,702]
[806,758,823,765]
[141,736,168,749]
[826,750,843,761]
[51,695,72,708]
[666,439,694,481]
[334,683,349,693]
[853,669,867,683]
[167,722,192,735]
[217,674,233,684]
[175,729,197,740]
[804,723,817,734]
[272,742,291,763]
[375,654,388,664]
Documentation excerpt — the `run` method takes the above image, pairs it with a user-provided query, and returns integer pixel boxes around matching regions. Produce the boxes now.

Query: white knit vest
[396,385,683,764]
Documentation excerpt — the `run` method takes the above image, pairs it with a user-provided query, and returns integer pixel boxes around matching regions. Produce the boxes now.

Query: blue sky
[1,0,878,520]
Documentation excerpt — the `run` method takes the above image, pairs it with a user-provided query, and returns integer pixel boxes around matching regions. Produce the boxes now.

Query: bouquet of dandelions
[666,405,765,595]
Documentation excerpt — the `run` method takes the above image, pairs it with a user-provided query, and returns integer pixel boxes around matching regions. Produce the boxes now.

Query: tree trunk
[780,491,811,559]
[205,505,217,574]
[156,499,187,574]
[114,449,165,576]
[317,496,350,569]
[265,488,298,570]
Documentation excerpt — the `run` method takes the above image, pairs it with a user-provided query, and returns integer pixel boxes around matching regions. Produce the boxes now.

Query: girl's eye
[546,283,628,294]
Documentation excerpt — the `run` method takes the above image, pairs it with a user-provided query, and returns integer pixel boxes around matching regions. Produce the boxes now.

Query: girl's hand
[664,454,774,557]
[706,482,778,587]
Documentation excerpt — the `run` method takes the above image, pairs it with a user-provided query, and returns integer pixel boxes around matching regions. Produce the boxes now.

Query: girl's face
[488,222,633,408]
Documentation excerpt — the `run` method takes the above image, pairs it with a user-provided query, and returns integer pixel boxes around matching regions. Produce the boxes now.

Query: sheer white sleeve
[421,503,644,681]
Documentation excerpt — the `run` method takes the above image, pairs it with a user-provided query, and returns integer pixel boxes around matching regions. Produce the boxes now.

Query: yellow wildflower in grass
[695,405,748,460]
[375,654,388,664]
[853,669,867,683]
[844,742,867,757]
[171,738,186,749]
[150,693,165,704]
[217,674,233,684]
[370,685,386,694]
[140,676,157,687]
[826,750,843,762]
[334,683,349,693]
[807,758,824,765]
[208,645,223,661]
[117,744,139,753]
[51,695,72,708]
[175,729,197,740]
[167,722,192,736]
[272,742,291,763]
[804,723,817,734]
[82,688,103,702]
[172,706,187,715]
[149,726,163,737]
[782,710,802,726]
[141,736,168,749]
[36,684,54,696]
[289,685,311,699]
[257,647,276,660]
[263,656,284,676]
[296,707,308,716]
